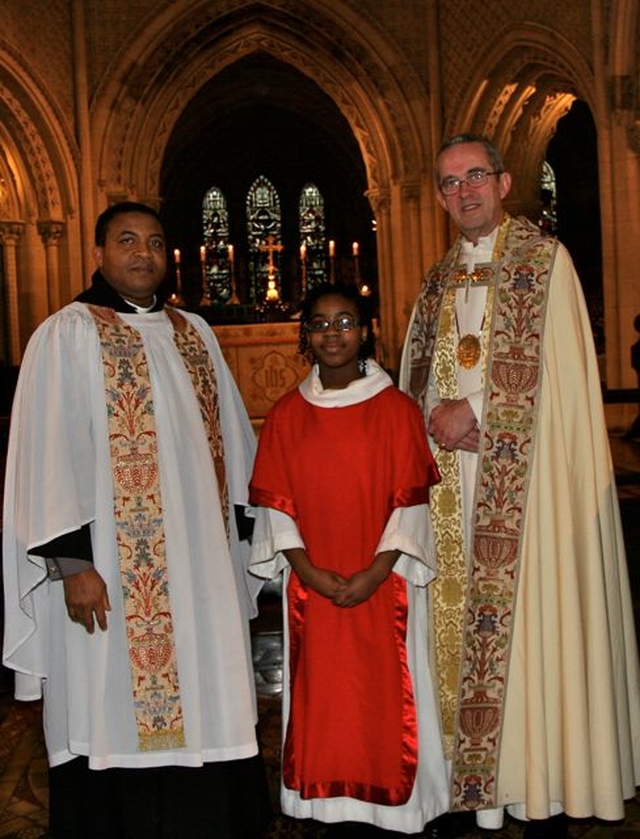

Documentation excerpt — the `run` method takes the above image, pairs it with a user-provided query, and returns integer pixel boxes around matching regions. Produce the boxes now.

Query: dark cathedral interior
[0,1,639,837]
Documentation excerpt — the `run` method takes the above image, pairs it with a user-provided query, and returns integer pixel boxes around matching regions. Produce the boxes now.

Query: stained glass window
[246,176,282,304]
[202,186,232,301]
[539,161,557,236]
[299,183,327,292]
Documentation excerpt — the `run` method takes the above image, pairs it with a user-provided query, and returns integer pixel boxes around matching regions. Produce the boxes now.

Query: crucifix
[258,235,284,301]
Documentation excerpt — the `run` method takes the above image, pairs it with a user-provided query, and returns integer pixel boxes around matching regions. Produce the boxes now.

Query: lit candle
[266,278,280,301]
[173,248,181,263]
[228,244,234,263]
[329,240,335,258]
[200,245,206,264]
[352,241,359,257]
[300,243,307,261]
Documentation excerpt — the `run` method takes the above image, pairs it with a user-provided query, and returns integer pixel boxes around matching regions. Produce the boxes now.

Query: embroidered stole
[404,216,556,809]
[88,305,228,751]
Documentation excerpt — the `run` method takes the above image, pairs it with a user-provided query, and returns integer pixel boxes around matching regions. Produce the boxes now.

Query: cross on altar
[258,235,284,276]
[258,236,285,303]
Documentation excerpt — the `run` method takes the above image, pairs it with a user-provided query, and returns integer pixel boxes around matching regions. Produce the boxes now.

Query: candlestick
[227,248,240,305]
[328,239,336,284]
[352,241,359,256]
[300,243,307,299]
[200,245,212,306]
[167,253,185,307]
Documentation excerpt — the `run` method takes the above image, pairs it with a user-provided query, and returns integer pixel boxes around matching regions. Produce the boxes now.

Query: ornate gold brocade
[447,224,555,812]
[430,283,494,757]
[166,308,230,536]
[89,306,229,752]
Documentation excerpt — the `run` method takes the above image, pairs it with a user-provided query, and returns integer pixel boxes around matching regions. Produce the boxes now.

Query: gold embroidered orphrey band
[88,305,228,751]
[430,279,495,762]
[453,234,555,811]
[404,215,556,811]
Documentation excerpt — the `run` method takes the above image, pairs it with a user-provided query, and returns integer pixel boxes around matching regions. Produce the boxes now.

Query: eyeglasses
[439,169,502,196]
[305,315,360,333]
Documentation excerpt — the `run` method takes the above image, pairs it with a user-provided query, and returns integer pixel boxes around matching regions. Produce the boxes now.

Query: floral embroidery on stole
[451,232,555,811]
[164,308,229,533]
[88,305,228,751]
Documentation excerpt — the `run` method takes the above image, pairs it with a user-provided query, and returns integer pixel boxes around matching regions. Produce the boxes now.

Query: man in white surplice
[2,202,270,838]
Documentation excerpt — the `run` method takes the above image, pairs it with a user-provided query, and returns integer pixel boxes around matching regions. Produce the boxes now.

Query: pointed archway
[92,0,436,366]
[0,42,80,358]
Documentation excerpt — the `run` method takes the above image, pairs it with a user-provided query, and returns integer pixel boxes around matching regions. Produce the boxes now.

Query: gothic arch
[0,41,77,222]
[92,0,430,209]
[443,24,593,215]
[0,41,80,358]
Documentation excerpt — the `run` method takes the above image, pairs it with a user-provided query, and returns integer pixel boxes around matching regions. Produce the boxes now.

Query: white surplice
[2,304,261,769]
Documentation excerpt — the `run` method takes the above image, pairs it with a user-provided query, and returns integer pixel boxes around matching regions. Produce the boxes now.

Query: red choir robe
[250,361,449,831]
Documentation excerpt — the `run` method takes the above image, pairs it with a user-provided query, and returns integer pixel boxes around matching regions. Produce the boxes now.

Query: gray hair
[436,133,505,177]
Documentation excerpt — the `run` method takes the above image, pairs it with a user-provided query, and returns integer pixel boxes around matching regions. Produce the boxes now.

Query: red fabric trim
[248,485,297,521]
[390,484,428,510]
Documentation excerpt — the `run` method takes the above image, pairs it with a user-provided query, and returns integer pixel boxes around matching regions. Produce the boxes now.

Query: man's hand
[429,398,479,453]
[63,568,111,634]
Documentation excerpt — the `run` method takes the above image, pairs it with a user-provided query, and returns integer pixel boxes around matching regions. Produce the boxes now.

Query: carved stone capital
[365,188,391,218]
[37,220,65,246]
[628,120,640,154]
[401,182,421,204]
[0,221,25,246]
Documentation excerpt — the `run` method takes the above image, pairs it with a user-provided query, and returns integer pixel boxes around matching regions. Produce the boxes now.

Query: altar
[212,320,309,430]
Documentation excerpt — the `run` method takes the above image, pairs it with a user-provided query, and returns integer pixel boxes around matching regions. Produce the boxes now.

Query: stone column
[367,188,394,367]
[0,222,25,365]
[38,221,65,313]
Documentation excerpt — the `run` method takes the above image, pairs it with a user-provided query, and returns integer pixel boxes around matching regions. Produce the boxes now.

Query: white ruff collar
[299,359,393,408]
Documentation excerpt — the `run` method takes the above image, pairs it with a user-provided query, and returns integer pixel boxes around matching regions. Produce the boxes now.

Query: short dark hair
[94,201,164,246]
[436,133,505,177]
[298,281,376,361]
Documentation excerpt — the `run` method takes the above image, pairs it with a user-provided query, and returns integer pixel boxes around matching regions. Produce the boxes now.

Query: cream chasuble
[400,215,640,821]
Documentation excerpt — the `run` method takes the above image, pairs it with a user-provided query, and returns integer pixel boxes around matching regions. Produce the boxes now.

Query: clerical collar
[124,295,157,313]
[74,270,165,313]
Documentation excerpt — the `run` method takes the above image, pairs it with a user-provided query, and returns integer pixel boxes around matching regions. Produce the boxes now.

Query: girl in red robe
[249,282,449,833]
